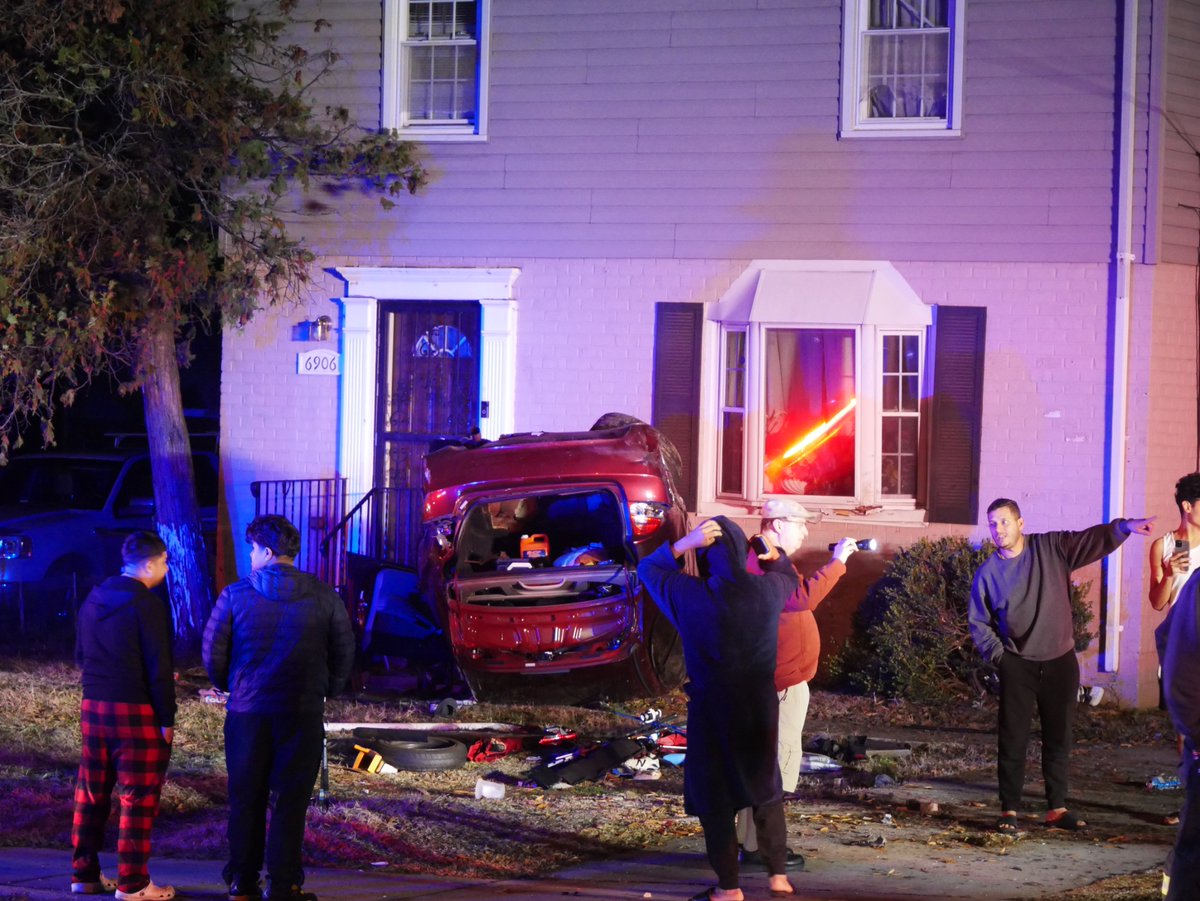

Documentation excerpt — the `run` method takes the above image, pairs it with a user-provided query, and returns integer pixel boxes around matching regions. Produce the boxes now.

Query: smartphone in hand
[750,535,771,556]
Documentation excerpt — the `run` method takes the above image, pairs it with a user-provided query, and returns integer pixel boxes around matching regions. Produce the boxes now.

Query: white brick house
[220,0,1200,706]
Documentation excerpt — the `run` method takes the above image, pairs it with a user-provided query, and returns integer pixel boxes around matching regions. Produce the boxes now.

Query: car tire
[375,736,469,772]
[635,602,686,695]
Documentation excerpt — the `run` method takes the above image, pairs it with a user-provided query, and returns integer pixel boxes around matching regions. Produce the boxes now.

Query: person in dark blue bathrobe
[638,516,799,901]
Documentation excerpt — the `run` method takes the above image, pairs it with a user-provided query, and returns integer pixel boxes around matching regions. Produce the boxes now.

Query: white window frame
[839,0,965,138]
[382,0,491,142]
[698,261,932,522]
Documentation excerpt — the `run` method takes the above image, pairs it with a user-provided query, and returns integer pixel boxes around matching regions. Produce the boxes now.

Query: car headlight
[0,535,32,560]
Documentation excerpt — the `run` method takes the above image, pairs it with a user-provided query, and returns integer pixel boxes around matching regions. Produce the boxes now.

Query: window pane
[864,31,949,119]
[881,417,898,453]
[883,334,898,372]
[720,411,744,495]
[407,45,476,121]
[762,329,856,497]
[900,417,918,452]
[900,453,918,495]
[882,455,899,494]
[724,331,746,405]
[901,374,919,411]
[883,374,899,411]
[902,334,920,371]
[408,0,431,38]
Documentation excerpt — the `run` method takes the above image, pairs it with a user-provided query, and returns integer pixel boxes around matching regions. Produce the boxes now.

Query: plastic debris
[474,778,506,800]
[874,774,896,787]
[799,753,842,773]
[881,813,894,826]
[1148,774,1182,791]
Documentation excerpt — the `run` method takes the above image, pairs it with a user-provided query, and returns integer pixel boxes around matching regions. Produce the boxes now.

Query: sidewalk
[0,829,1171,901]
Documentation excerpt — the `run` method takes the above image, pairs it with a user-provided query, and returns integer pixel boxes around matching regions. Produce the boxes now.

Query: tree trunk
[140,313,213,651]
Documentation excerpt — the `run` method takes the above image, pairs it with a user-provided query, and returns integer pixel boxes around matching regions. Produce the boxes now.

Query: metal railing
[250,478,348,590]
[321,486,423,573]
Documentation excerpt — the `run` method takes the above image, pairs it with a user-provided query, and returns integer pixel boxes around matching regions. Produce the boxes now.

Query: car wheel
[375,736,469,771]
[637,602,686,695]
[37,557,95,635]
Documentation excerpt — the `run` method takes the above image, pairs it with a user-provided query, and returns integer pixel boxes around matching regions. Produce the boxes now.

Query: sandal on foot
[1045,810,1087,831]
[995,813,1020,833]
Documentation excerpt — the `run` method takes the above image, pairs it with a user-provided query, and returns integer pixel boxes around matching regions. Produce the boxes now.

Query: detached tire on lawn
[376,736,469,771]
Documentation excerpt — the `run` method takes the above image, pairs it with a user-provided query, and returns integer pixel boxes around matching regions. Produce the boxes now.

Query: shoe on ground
[115,881,176,901]
[265,886,318,901]
[1078,685,1104,706]
[738,846,805,871]
[229,878,264,901]
[72,874,118,894]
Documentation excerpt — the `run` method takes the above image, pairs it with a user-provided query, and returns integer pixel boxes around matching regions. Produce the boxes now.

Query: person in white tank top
[1148,472,1200,830]
[1149,473,1200,614]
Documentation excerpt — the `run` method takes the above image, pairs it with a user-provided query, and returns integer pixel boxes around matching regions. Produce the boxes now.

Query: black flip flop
[995,813,1020,833]
[1045,809,1087,831]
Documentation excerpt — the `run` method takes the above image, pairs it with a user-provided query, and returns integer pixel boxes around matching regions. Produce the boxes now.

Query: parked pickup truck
[0,450,217,637]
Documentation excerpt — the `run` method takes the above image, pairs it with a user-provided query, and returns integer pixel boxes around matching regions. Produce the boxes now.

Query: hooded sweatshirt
[638,516,798,815]
[202,562,355,715]
[75,574,176,727]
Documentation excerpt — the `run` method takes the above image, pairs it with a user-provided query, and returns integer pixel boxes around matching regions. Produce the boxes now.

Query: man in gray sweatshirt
[969,497,1154,834]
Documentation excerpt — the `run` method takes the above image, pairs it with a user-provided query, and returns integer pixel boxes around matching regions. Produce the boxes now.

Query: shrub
[828,537,1095,704]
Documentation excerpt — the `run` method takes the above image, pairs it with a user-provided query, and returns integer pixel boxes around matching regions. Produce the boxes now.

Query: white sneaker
[115,881,176,901]
[1078,685,1104,707]
[72,874,118,894]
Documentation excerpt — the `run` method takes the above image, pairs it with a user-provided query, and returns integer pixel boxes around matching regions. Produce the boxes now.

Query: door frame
[331,266,520,506]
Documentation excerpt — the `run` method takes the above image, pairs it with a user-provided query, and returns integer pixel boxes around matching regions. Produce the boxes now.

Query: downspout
[1101,0,1140,673]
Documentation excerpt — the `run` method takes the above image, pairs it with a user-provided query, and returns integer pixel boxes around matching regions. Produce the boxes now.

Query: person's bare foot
[768,874,794,895]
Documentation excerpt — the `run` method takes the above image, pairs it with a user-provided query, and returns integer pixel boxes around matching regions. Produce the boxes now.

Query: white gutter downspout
[1102,0,1140,673]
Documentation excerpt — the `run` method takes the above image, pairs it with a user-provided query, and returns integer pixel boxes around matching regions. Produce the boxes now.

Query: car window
[113,459,155,514]
[0,459,122,510]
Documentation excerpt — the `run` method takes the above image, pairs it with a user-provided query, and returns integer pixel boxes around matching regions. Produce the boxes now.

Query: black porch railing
[320,486,422,572]
[250,478,348,591]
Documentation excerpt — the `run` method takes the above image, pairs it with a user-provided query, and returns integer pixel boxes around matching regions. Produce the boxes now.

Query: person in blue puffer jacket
[203,515,355,901]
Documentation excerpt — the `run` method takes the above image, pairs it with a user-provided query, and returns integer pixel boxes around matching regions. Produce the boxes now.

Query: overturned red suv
[419,417,688,700]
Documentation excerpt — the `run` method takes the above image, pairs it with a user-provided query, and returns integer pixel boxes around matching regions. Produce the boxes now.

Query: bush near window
[828,537,1095,704]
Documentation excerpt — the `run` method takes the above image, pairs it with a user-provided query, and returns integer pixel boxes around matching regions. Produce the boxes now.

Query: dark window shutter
[651,302,702,511]
[925,305,986,524]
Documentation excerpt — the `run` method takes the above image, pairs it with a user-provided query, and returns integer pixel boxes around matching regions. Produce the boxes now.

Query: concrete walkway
[0,832,1171,901]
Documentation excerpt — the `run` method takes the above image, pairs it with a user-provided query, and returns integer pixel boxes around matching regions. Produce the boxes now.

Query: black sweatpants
[997,649,1079,811]
[698,801,787,890]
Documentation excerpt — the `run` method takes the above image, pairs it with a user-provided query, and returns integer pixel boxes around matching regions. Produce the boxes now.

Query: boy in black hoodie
[72,530,176,901]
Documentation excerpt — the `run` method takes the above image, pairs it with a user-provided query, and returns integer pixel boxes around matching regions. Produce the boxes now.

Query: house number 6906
[297,349,341,376]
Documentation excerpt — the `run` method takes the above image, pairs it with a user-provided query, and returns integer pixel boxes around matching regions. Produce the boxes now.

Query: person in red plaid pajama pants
[72,531,177,901]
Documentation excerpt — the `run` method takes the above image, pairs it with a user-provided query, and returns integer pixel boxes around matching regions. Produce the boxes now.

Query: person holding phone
[1150,473,1200,615]
[735,499,859,872]
[1149,473,1200,827]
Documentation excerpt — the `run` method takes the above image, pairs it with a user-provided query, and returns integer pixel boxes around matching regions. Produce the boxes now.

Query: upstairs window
[840,0,964,137]
[383,0,490,141]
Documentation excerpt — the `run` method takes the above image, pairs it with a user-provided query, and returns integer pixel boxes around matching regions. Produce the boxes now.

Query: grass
[0,655,1178,899]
